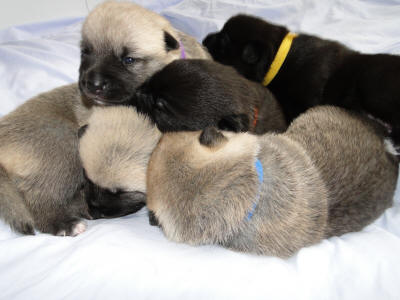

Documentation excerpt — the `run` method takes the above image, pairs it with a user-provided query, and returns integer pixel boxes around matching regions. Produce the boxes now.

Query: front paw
[11,219,35,235]
[52,218,87,237]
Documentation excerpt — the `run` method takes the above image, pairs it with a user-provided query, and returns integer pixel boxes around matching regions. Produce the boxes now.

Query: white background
[0,0,104,29]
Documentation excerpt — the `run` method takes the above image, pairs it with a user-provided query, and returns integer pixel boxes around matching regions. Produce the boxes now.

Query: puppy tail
[0,164,35,235]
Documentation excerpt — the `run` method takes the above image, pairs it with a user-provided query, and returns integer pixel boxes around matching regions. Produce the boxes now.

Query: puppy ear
[164,31,179,51]
[218,114,250,132]
[78,124,88,138]
[242,42,261,64]
[199,127,227,148]
[219,32,231,48]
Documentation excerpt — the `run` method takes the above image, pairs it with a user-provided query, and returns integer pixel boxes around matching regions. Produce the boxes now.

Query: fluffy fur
[0,84,92,235]
[79,1,210,106]
[146,106,398,257]
[79,106,161,218]
[203,14,400,144]
[133,59,287,134]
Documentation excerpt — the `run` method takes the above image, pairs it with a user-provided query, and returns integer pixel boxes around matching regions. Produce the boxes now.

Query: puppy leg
[0,165,35,235]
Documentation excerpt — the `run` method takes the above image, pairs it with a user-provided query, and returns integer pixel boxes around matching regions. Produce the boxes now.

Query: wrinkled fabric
[0,1,400,299]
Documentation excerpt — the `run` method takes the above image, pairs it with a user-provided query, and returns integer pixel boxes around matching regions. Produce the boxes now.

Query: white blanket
[1,1,400,299]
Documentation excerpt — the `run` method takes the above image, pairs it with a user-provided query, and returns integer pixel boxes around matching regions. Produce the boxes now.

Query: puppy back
[147,130,261,245]
[286,106,398,236]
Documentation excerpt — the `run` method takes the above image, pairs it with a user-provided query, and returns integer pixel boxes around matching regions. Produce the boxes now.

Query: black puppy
[132,59,287,134]
[203,14,400,144]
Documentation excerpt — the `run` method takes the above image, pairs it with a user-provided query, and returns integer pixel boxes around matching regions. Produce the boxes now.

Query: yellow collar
[262,32,298,86]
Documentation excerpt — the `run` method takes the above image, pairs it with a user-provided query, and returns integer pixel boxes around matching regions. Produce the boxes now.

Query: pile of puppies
[0,2,398,258]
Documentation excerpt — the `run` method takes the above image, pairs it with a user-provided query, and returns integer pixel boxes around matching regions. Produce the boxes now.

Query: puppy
[0,84,92,236]
[0,2,207,235]
[79,1,210,106]
[146,106,398,257]
[203,14,400,144]
[133,59,287,134]
[78,106,161,219]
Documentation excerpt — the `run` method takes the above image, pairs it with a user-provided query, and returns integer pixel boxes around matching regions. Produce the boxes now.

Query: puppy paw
[218,114,250,132]
[132,90,156,114]
[11,219,35,235]
[54,219,87,237]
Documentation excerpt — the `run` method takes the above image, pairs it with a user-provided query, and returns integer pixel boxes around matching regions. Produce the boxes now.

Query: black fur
[83,175,146,219]
[148,210,160,227]
[164,31,179,51]
[79,40,136,105]
[203,14,400,144]
[132,59,286,134]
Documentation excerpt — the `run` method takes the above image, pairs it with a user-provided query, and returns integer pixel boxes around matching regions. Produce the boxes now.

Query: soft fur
[146,106,398,257]
[78,106,161,218]
[0,1,207,235]
[79,1,210,106]
[0,84,92,235]
[133,59,287,134]
[203,14,400,144]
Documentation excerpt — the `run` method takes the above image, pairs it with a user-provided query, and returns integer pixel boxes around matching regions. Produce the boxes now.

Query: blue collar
[246,159,264,221]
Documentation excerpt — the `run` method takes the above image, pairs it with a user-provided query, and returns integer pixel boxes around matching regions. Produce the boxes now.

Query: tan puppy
[147,106,398,257]
[0,84,92,235]
[79,1,210,106]
[79,106,161,218]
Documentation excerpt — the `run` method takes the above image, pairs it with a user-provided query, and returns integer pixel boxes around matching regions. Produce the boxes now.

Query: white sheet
[1,1,400,299]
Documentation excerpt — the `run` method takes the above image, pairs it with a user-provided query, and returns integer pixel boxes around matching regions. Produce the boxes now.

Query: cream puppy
[79,1,210,106]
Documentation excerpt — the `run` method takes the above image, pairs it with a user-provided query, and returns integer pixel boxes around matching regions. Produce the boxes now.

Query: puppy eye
[122,56,136,65]
[155,99,165,110]
[81,47,91,56]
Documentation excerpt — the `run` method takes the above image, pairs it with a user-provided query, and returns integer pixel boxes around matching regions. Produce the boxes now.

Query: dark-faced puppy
[79,1,209,106]
[147,106,398,257]
[133,59,287,134]
[203,14,400,144]
[78,106,161,219]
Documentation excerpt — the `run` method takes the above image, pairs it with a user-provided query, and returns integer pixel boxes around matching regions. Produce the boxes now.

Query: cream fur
[79,106,161,192]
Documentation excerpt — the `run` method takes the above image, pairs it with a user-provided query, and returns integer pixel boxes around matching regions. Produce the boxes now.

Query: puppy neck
[179,40,186,59]
[262,32,298,86]
[252,107,259,129]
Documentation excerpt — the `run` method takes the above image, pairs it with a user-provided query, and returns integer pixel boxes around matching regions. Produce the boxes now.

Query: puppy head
[79,1,182,106]
[147,127,260,244]
[134,59,256,133]
[202,14,288,82]
[78,106,161,218]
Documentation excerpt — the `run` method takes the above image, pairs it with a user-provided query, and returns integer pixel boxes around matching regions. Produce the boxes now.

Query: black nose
[86,72,110,95]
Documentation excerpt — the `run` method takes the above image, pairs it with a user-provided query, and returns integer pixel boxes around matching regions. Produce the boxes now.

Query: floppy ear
[218,114,250,132]
[199,127,227,148]
[78,124,88,138]
[164,31,179,51]
[242,42,261,64]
